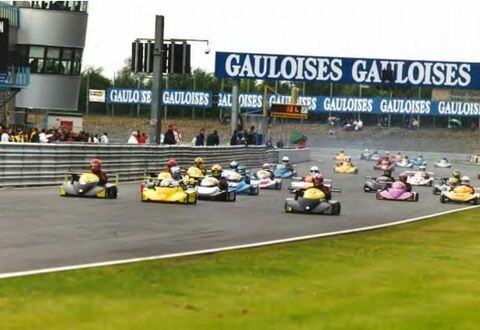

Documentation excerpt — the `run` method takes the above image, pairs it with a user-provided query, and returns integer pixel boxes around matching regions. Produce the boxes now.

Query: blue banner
[106,88,212,107]
[215,51,480,89]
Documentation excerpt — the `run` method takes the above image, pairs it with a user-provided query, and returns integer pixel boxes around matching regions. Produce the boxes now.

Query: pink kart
[373,159,395,171]
[376,181,419,202]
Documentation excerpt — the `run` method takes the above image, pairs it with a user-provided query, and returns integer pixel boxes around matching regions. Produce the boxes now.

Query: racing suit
[213,175,229,190]
[313,181,332,201]
[91,169,108,186]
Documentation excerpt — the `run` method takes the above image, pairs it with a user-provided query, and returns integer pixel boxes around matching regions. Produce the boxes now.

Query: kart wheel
[432,188,438,195]
[276,181,282,190]
[440,195,448,204]
[428,181,433,187]
[331,203,341,215]
[354,169,358,174]
[375,192,382,200]
[414,193,419,202]
[228,191,236,202]
[253,187,260,195]
[472,198,480,205]
[284,202,293,213]
[363,186,370,192]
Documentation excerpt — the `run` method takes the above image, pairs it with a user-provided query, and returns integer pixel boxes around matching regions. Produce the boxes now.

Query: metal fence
[0,143,286,187]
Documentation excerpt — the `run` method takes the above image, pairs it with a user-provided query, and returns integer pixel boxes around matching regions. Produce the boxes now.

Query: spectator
[411,118,419,129]
[128,131,138,144]
[206,130,220,146]
[93,134,100,143]
[39,129,49,143]
[30,128,39,142]
[137,132,147,144]
[245,126,257,145]
[230,130,239,146]
[100,132,109,143]
[195,128,206,146]
[1,129,10,143]
[173,124,181,144]
[356,119,363,131]
[163,125,176,145]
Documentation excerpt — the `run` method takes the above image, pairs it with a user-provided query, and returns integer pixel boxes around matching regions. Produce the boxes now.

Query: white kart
[250,169,282,190]
[402,170,434,186]
[434,158,452,168]
[395,158,414,168]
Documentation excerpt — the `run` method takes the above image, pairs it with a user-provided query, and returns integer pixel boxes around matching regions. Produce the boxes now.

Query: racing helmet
[211,164,222,177]
[167,159,178,170]
[345,156,352,162]
[364,148,369,153]
[230,161,238,169]
[418,154,424,158]
[448,177,459,186]
[385,151,390,155]
[404,155,409,159]
[194,157,204,167]
[262,163,271,169]
[282,156,290,164]
[310,166,320,174]
[399,174,407,182]
[170,166,182,180]
[89,159,102,171]
[461,176,470,185]
[452,170,461,179]
[373,150,378,154]
[419,165,426,172]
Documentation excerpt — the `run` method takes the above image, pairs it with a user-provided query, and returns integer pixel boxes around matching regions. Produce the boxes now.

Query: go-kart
[434,159,451,168]
[140,178,197,204]
[183,166,205,186]
[359,150,373,160]
[333,152,349,162]
[432,177,454,195]
[373,159,395,171]
[223,169,259,195]
[251,169,282,190]
[197,176,237,201]
[411,157,427,166]
[376,181,419,201]
[334,162,358,174]
[370,153,381,162]
[288,178,333,193]
[273,164,297,179]
[284,187,341,215]
[440,185,480,204]
[401,170,434,186]
[59,172,118,199]
[363,175,395,192]
[395,158,414,168]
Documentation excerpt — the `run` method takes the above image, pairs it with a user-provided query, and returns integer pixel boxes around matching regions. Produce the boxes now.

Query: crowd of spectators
[0,127,109,143]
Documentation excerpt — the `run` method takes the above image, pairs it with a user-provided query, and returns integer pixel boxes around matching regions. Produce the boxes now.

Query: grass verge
[1,208,480,329]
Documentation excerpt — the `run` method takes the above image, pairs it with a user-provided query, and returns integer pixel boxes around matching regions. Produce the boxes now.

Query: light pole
[358,84,369,121]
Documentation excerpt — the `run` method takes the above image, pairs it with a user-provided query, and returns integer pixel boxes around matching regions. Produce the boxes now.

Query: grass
[1,208,480,330]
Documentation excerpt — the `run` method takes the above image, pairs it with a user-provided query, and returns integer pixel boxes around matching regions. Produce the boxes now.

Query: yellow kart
[440,185,480,205]
[333,152,348,162]
[334,162,358,174]
[60,172,118,199]
[140,178,197,204]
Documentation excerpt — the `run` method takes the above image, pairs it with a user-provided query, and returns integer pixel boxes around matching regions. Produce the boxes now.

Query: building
[0,1,88,126]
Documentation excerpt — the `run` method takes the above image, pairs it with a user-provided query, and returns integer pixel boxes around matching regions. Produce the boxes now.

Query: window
[15,1,88,13]
[20,45,83,75]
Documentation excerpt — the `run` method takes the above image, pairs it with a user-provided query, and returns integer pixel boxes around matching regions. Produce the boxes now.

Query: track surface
[1,149,478,274]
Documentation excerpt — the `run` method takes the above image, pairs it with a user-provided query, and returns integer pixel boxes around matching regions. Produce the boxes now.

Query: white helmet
[230,161,238,169]
[262,163,271,169]
[345,156,351,162]
[461,176,470,185]
[282,156,290,164]
[310,166,320,173]
[419,165,426,171]
[364,148,369,152]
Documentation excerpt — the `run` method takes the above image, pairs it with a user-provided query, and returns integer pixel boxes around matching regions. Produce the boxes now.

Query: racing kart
[251,169,282,190]
[363,175,395,192]
[359,151,373,161]
[59,172,118,199]
[411,157,427,166]
[183,166,205,186]
[273,164,297,179]
[432,177,453,195]
[376,181,419,202]
[284,187,341,215]
[395,158,414,168]
[223,169,259,195]
[197,176,237,201]
[333,152,349,162]
[370,153,381,162]
[440,185,480,204]
[288,178,333,193]
[140,179,197,204]
[401,170,434,186]
[334,162,358,174]
[373,160,395,171]
[434,159,452,168]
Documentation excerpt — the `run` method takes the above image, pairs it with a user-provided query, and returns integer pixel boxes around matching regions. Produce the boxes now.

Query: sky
[82,0,480,79]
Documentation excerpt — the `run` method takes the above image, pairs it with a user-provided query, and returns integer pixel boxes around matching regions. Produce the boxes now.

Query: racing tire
[354,169,358,174]
[375,192,382,200]
[284,202,292,213]
[107,186,118,199]
[428,181,433,187]
[432,188,439,195]
[276,181,282,190]
[440,195,448,204]
[414,193,419,202]
[331,203,341,216]
[363,186,371,192]
[252,187,260,196]
[227,191,236,202]
[472,198,480,205]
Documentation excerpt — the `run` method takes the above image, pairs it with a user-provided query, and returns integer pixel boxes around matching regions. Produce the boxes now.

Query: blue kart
[223,170,260,195]
[273,164,297,179]
[411,156,427,167]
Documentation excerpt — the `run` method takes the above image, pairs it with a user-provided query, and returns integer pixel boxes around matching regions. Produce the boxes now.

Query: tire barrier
[0,144,281,187]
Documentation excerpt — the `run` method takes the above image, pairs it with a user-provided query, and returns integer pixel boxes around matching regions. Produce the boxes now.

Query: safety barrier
[0,144,281,187]
[471,155,480,163]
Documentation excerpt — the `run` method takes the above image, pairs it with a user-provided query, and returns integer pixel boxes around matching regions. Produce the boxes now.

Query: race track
[1,149,478,275]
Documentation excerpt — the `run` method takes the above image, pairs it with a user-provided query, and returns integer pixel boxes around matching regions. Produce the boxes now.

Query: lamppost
[358,84,369,121]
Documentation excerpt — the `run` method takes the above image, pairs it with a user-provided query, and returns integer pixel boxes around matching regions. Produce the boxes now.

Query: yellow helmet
[211,164,222,176]
[195,157,204,166]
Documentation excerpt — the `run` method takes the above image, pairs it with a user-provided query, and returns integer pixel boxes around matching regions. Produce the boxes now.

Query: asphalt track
[1,149,478,274]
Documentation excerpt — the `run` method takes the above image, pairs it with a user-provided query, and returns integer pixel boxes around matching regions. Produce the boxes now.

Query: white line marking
[0,205,478,280]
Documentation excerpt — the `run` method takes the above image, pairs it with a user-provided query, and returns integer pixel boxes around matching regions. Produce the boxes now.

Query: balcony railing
[0,2,20,28]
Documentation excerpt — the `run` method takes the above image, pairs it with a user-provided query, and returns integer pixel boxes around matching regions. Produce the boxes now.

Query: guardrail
[0,144,280,187]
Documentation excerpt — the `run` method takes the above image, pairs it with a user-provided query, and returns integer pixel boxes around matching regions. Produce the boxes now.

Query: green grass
[1,209,480,330]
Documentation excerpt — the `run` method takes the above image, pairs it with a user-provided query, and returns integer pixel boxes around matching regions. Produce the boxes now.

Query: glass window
[60,60,72,74]
[72,61,81,75]
[62,48,74,60]
[45,59,60,73]
[29,46,45,58]
[46,47,61,59]
[74,49,83,61]
[29,58,44,73]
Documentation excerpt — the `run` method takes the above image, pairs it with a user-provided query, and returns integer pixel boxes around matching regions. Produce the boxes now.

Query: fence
[0,144,311,187]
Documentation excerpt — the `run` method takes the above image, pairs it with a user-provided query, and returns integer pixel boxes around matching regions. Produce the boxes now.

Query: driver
[398,174,412,192]
[337,149,346,159]
[90,159,108,185]
[450,170,461,182]
[194,157,207,175]
[261,163,275,178]
[230,161,239,171]
[166,159,178,173]
[310,172,332,201]
[460,176,475,194]
[395,152,403,162]
[417,165,430,178]
[378,169,394,182]
[281,156,294,172]
[343,156,354,167]
[211,164,228,190]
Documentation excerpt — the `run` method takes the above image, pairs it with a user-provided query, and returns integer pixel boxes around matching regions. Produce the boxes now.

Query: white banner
[89,89,106,103]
